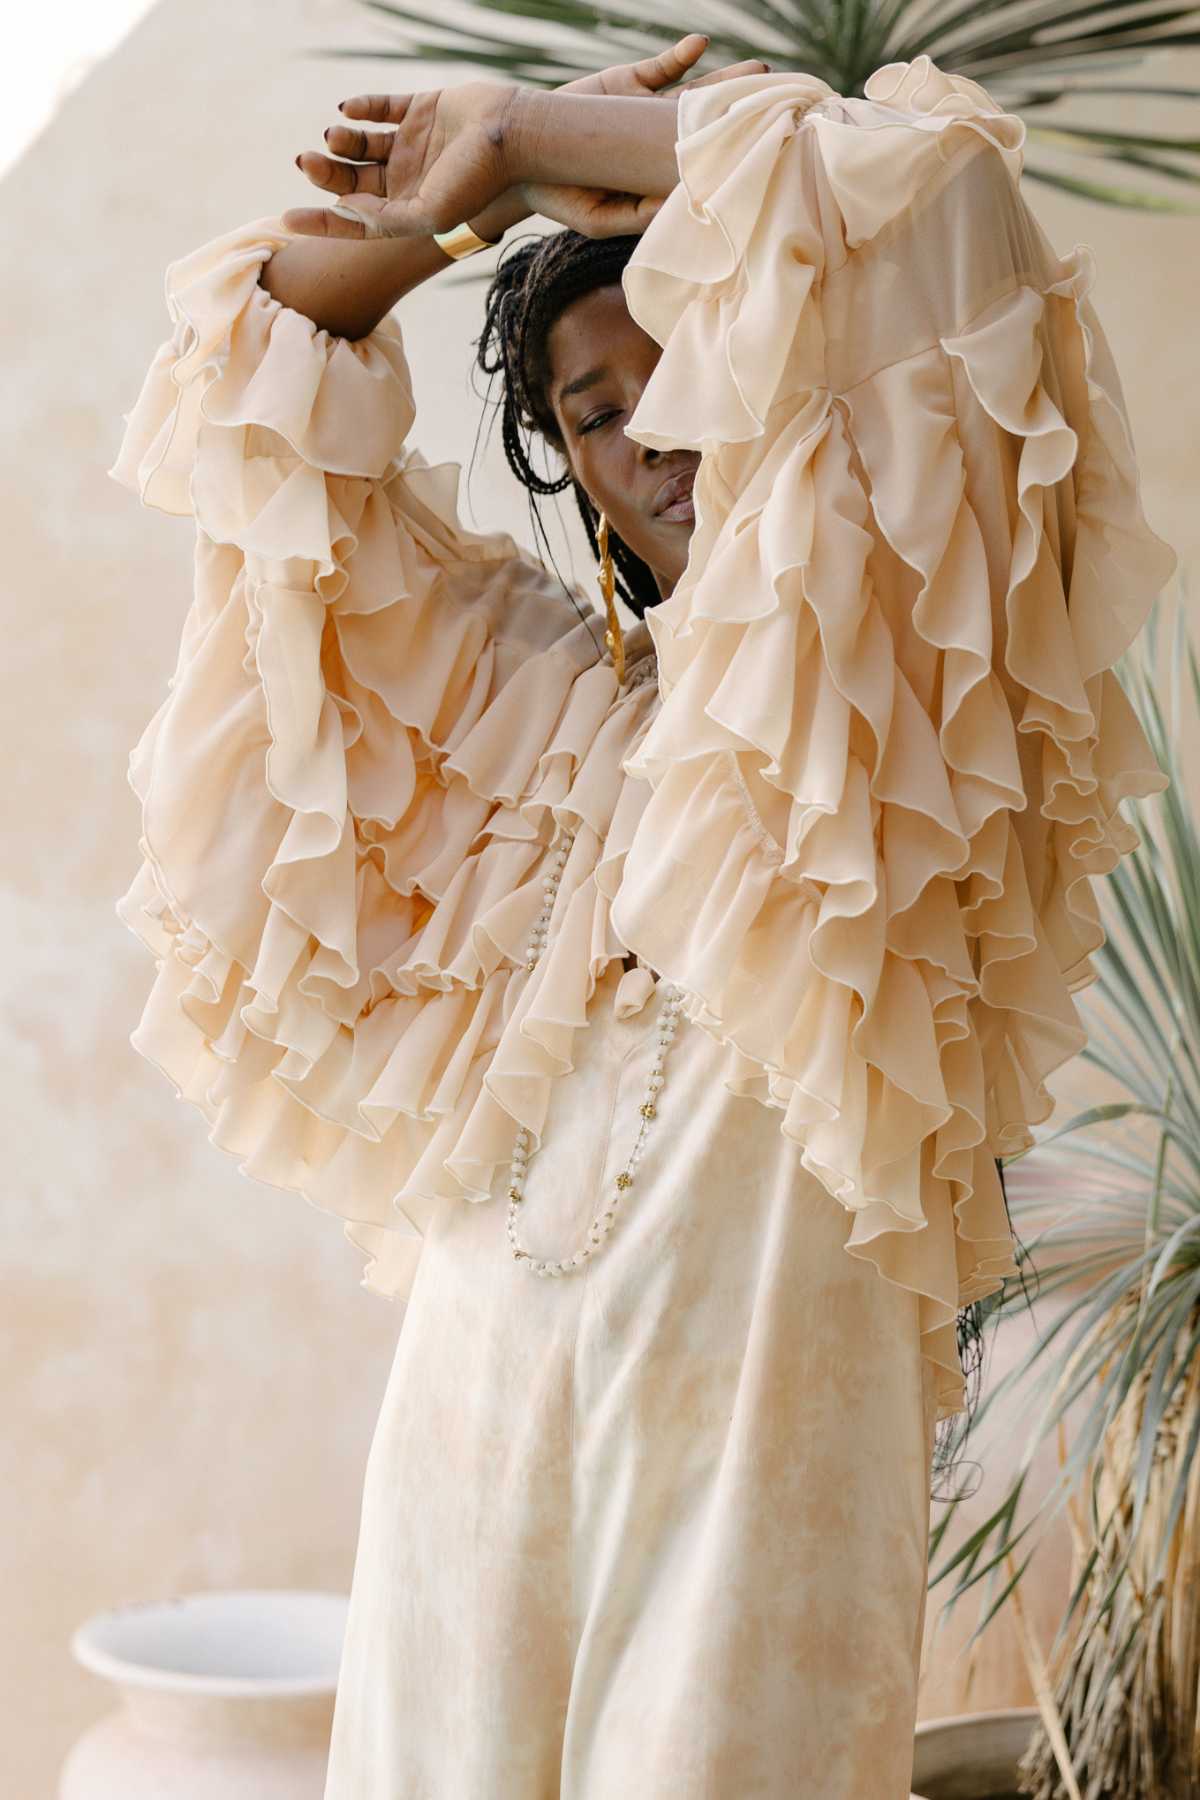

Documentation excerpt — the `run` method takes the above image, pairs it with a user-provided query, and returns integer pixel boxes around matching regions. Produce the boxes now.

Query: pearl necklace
[505,656,684,1278]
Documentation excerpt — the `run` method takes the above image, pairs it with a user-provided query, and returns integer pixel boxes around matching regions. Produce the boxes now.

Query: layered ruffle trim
[110,216,416,511]
[610,57,1177,1417]
[114,646,663,1311]
[110,212,624,1298]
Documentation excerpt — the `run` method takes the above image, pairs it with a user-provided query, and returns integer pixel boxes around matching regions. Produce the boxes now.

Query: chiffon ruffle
[613,56,1176,1412]
[111,57,1177,1421]
[109,211,618,1302]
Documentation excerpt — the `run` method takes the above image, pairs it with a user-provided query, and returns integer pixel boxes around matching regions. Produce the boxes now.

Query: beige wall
[2,1,1194,1789]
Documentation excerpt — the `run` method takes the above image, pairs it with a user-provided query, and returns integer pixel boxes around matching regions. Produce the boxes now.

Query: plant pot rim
[914,1705,1041,1737]
[70,1588,348,1699]
[911,1706,1042,1800]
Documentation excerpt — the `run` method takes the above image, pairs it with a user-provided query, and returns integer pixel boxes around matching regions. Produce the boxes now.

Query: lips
[651,467,697,518]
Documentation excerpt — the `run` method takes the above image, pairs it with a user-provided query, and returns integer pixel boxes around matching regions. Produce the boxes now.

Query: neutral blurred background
[1,0,1195,1791]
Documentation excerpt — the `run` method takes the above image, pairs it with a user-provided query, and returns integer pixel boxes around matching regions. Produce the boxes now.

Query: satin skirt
[323,959,938,1799]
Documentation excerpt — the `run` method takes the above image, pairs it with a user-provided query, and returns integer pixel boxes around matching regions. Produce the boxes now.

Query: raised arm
[283,83,682,247]
[262,36,767,335]
[257,188,530,340]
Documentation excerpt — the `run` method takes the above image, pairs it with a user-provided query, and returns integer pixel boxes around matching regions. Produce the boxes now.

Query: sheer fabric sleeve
[611,57,1178,1417]
[109,213,602,1300]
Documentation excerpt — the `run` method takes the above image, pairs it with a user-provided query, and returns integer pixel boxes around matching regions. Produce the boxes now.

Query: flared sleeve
[109,213,606,1299]
[611,56,1179,1416]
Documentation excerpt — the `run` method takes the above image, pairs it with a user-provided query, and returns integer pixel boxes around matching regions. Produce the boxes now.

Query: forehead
[547,284,655,404]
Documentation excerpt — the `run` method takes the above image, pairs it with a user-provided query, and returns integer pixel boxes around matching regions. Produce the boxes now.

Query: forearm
[258,86,683,337]
[258,188,532,340]
[506,91,680,198]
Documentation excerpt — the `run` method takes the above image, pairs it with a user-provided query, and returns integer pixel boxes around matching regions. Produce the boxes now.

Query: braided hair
[475,228,662,619]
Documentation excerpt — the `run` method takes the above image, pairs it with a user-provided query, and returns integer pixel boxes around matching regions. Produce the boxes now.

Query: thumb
[329,195,387,238]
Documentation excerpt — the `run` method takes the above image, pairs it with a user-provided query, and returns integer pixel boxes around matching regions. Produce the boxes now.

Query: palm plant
[308,0,1200,211]
[918,594,1200,1799]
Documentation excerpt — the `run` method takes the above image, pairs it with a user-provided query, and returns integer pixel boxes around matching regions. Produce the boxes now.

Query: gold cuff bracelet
[433,221,503,260]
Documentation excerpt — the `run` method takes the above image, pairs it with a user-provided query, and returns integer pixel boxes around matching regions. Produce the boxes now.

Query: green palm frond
[307,0,1200,214]
[928,586,1200,1785]
[928,597,1200,1584]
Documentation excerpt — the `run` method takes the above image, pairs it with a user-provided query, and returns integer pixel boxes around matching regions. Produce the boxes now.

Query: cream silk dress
[109,56,1176,1798]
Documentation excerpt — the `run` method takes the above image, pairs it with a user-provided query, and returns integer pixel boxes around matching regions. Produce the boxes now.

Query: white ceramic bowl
[70,1589,348,1696]
[910,1706,1041,1800]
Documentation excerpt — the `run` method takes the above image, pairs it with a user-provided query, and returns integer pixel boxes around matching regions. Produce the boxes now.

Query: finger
[630,34,710,92]
[279,205,372,241]
[322,122,395,163]
[681,57,772,91]
[584,191,666,238]
[295,148,387,200]
[327,193,389,238]
[335,93,415,125]
[283,192,396,241]
[595,200,664,237]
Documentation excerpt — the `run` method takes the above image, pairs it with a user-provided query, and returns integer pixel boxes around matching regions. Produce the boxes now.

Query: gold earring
[596,512,626,685]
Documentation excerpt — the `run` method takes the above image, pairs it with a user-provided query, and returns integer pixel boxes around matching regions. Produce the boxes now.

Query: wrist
[467,186,531,246]
[501,89,680,196]
[498,84,542,189]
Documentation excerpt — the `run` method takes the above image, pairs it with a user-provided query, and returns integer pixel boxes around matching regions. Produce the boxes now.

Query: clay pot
[60,1589,348,1799]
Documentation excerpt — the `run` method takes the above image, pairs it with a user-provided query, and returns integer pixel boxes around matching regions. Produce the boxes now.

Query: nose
[633,444,672,482]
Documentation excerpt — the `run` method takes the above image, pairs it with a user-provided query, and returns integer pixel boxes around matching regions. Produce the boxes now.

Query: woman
[109,42,1176,1797]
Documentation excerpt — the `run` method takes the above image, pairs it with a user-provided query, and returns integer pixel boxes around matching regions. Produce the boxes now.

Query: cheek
[577,430,633,504]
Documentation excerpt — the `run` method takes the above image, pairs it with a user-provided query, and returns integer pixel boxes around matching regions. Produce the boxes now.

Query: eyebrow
[556,365,609,407]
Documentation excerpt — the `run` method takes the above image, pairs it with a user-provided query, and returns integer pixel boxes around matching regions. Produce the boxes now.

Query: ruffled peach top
[110,56,1176,1422]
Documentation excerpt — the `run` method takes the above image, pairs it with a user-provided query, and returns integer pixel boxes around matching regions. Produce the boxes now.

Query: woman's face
[546,284,700,601]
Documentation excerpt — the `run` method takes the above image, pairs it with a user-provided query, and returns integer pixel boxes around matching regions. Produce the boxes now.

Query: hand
[288,80,520,241]
[284,36,770,242]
